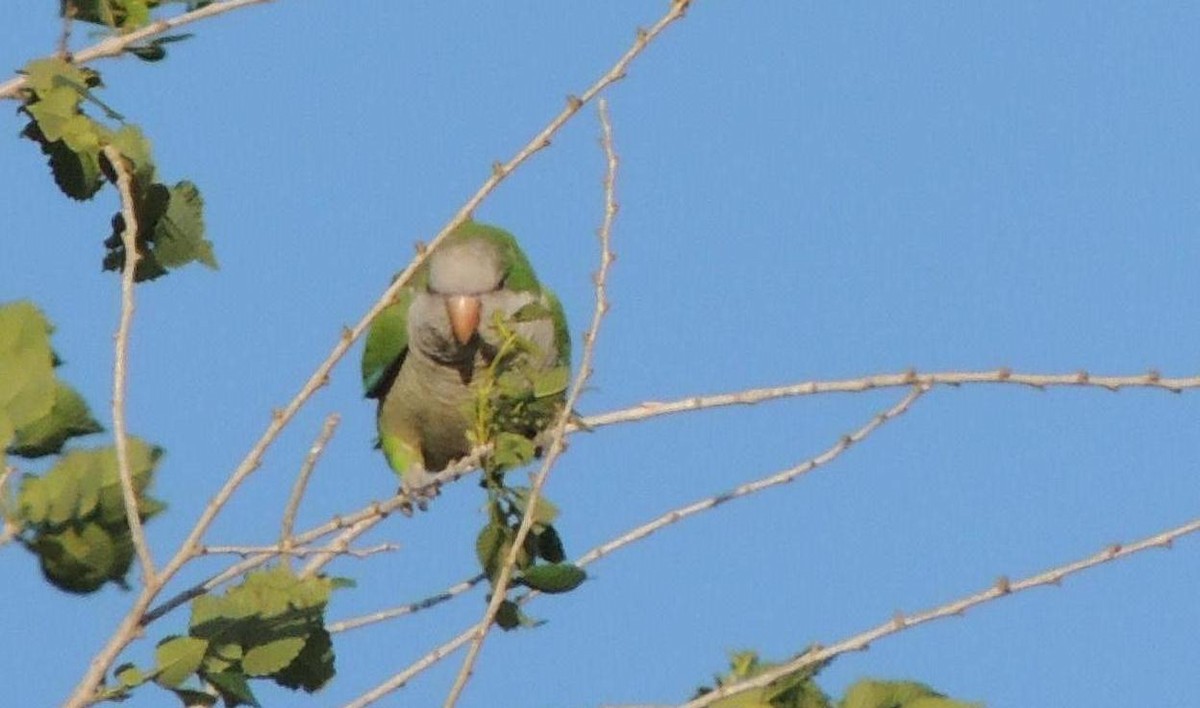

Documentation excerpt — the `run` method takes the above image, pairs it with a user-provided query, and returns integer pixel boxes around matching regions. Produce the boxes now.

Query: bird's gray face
[420,239,505,352]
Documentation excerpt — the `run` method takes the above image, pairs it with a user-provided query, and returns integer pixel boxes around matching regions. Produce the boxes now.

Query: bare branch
[299,514,384,578]
[681,515,1200,708]
[332,384,924,637]
[142,364,1196,631]
[281,414,341,564]
[328,574,487,634]
[200,543,397,559]
[68,0,693,699]
[443,97,622,708]
[101,145,155,584]
[576,385,927,570]
[344,625,479,708]
[581,368,1200,430]
[1,0,276,100]
[354,384,925,700]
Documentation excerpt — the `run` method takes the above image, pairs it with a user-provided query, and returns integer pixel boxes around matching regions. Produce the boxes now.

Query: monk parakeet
[362,221,570,491]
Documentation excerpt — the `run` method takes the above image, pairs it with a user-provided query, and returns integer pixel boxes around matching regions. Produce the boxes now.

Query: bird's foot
[397,467,441,516]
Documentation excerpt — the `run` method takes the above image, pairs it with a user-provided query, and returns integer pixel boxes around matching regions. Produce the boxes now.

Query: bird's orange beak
[445,295,482,345]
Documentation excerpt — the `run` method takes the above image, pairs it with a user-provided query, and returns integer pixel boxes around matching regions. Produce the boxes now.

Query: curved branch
[444,96,622,706]
[66,1,696,700]
[0,0,276,100]
[349,384,926,702]
[681,514,1200,707]
[582,368,1198,430]
[102,145,156,584]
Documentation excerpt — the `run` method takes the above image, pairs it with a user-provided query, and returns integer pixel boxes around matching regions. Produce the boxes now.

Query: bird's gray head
[428,238,504,296]
[415,237,507,351]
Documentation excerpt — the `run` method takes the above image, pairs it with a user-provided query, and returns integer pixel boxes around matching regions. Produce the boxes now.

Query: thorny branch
[681,515,1200,707]
[443,97,622,707]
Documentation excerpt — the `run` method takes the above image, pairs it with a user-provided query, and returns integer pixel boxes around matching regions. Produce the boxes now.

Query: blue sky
[3,2,1199,706]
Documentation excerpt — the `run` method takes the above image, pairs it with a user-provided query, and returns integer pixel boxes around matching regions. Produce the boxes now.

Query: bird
[361,220,570,494]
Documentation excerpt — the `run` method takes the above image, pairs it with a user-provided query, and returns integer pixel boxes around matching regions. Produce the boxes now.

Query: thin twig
[353,385,926,700]
[574,385,927,570]
[328,574,487,634]
[333,385,926,637]
[581,368,1199,429]
[67,1,692,701]
[443,97,621,708]
[58,1,76,58]
[681,515,1200,708]
[1,0,275,100]
[102,145,155,584]
[143,498,408,625]
[142,365,1198,630]
[300,514,385,578]
[344,626,480,708]
[201,542,397,558]
[281,414,341,565]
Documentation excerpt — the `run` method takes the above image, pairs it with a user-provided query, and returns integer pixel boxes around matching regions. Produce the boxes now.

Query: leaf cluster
[469,306,570,473]
[694,652,980,708]
[475,485,585,630]
[65,0,208,37]
[17,58,216,281]
[1,301,165,593]
[106,566,343,706]
[462,308,583,625]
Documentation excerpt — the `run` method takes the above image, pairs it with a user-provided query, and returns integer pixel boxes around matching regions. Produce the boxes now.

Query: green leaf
[242,638,306,677]
[9,380,104,458]
[842,680,980,708]
[204,670,260,707]
[492,432,536,470]
[509,486,559,525]
[532,365,569,398]
[170,689,218,707]
[517,562,586,594]
[70,0,161,28]
[21,58,92,96]
[104,180,217,281]
[127,33,195,62]
[154,181,217,269]
[475,521,511,581]
[533,524,566,563]
[107,124,156,182]
[114,663,145,688]
[0,301,57,451]
[154,635,209,688]
[272,627,335,693]
[30,522,121,593]
[128,44,167,61]
[17,439,164,593]
[21,122,105,201]
[511,301,552,322]
[495,599,521,630]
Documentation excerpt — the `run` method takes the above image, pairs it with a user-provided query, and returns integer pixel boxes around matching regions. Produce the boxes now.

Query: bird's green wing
[362,285,417,400]
[542,288,571,368]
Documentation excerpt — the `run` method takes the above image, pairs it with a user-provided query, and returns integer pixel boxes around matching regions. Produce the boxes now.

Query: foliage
[694,653,980,708]
[102,566,342,706]
[467,308,582,626]
[695,651,831,708]
[65,0,209,38]
[17,57,216,281]
[0,301,165,594]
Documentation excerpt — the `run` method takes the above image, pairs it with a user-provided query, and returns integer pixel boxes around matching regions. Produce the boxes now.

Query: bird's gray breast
[387,288,558,471]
